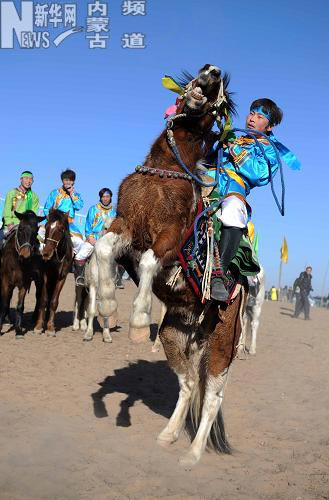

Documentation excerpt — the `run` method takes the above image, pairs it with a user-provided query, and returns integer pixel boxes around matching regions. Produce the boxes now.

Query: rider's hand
[87,236,96,245]
[66,186,74,195]
[7,224,14,231]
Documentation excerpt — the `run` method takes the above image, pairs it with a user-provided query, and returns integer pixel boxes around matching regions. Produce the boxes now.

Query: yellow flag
[281,237,288,263]
[161,76,184,95]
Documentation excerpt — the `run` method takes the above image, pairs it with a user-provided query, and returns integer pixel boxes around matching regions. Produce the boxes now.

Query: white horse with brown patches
[238,266,265,357]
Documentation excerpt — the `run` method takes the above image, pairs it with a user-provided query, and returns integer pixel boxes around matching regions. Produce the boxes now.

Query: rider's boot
[211,226,243,302]
[74,259,86,287]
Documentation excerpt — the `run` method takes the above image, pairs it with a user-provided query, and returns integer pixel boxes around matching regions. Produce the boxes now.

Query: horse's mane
[176,69,237,117]
[47,209,69,229]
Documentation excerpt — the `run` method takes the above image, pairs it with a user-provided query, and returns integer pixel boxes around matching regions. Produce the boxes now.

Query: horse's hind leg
[179,370,229,467]
[0,282,13,335]
[157,321,196,445]
[249,306,260,355]
[84,280,96,341]
[15,286,28,338]
[152,302,166,352]
[72,286,81,331]
[46,277,66,336]
[158,372,195,446]
[34,273,48,334]
[237,309,248,359]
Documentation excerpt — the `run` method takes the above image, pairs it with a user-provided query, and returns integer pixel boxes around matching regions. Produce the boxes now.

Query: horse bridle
[44,234,66,263]
[179,74,227,121]
[15,229,35,256]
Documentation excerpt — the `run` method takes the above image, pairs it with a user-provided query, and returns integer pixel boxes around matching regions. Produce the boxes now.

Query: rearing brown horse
[93,64,246,466]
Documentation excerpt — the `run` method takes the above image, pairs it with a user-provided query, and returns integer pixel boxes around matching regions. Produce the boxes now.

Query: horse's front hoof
[236,347,248,360]
[157,430,178,447]
[179,450,200,468]
[34,328,43,335]
[97,313,118,330]
[128,326,150,344]
[15,334,25,340]
[83,331,93,341]
[102,333,113,343]
[46,331,56,337]
[80,319,87,332]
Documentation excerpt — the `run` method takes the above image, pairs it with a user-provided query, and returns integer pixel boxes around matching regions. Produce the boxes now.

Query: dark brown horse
[34,209,73,336]
[93,64,247,465]
[0,210,45,338]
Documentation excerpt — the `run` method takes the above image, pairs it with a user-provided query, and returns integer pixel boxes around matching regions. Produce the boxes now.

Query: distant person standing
[270,286,278,301]
[293,266,313,320]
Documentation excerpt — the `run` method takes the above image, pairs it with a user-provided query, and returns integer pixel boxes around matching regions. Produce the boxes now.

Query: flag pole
[278,258,283,293]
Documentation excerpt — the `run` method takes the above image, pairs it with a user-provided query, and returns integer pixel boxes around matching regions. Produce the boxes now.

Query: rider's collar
[98,202,112,211]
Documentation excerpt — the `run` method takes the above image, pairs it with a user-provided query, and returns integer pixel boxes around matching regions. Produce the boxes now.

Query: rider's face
[246,111,272,133]
[62,178,74,190]
[101,193,111,206]
[20,176,33,190]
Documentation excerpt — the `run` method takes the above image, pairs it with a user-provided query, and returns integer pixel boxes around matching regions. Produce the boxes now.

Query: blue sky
[0,0,328,293]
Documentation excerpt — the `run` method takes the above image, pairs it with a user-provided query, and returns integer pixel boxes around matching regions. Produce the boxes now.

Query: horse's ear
[14,211,23,220]
[64,211,70,220]
[37,215,47,223]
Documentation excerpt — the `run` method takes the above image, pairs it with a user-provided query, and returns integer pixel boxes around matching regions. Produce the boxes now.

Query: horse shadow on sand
[91,359,179,427]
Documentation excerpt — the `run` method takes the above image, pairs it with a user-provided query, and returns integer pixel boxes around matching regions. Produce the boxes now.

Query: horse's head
[43,209,69,261]
[176,64,236,125]
[14,210,45,259]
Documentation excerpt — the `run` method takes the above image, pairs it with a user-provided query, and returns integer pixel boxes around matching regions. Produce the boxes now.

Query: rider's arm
[32,192,39,215]
[71,192,84,212]
[3,190,15,226]
[85,206,95,239]
[230,142,279,187]
[43,190,56,216]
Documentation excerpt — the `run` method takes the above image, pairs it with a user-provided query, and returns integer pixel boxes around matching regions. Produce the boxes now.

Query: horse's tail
[189,356,231,454]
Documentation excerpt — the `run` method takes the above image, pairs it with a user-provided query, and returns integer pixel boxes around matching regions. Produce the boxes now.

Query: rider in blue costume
[85,188,116,245]
[43,169,91,282]
[209,98,300,301]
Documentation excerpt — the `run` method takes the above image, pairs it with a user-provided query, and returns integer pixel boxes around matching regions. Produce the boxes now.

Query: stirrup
[75,275,85,287]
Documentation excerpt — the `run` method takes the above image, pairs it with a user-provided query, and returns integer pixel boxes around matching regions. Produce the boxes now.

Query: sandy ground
[0,276,328,500]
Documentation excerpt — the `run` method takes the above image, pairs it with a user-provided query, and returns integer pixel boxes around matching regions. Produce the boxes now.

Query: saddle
[178,199,260,304]
[0,226,17,252]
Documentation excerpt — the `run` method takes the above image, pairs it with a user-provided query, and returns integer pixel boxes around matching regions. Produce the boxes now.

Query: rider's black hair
[250,98,283,127]
[61,169,76,182]
[99,188,112,199]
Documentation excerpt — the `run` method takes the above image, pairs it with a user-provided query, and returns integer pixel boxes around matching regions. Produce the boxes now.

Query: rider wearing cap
[2,170,39,235]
